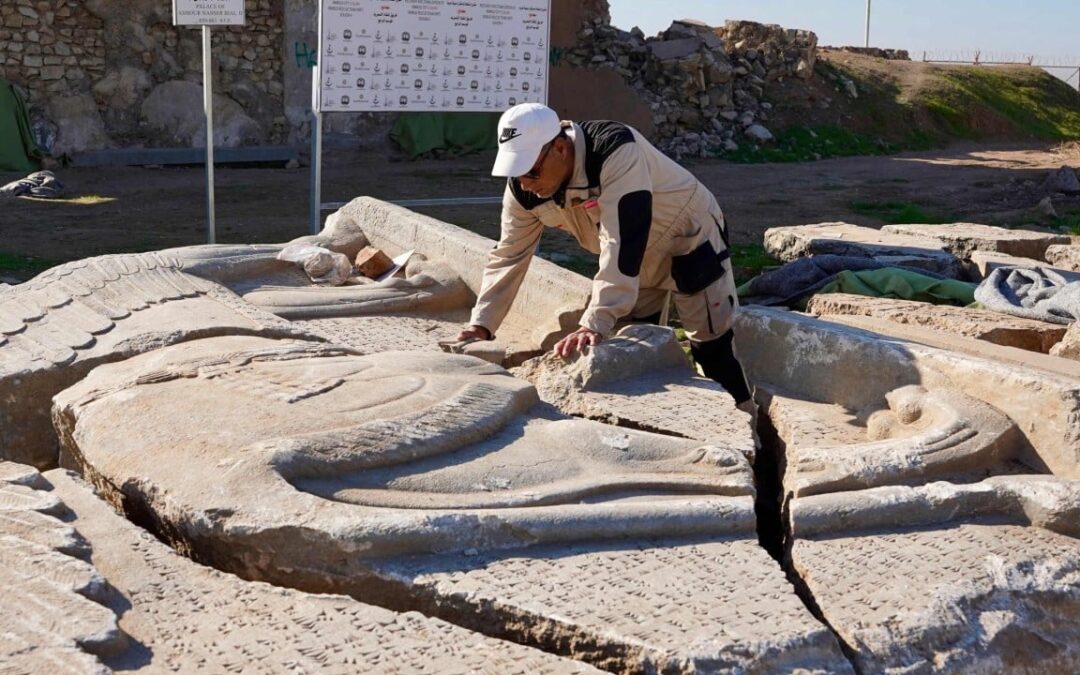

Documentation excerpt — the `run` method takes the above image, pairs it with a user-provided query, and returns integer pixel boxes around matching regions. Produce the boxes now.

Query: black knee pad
[691,330,752,404]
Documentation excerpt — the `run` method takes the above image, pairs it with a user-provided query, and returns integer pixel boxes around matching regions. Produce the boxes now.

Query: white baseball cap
[491,103,562,177]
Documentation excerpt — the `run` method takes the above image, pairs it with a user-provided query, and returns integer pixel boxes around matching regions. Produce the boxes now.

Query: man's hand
[553,327,602,358]
[455,325,492,342]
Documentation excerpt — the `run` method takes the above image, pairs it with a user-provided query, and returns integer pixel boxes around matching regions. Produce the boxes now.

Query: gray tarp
[974,266,1080,325]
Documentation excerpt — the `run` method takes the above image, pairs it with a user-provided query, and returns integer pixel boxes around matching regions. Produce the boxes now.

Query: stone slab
[792,522,1080,673]
[762,223,964,277]
[1052,322,1080,360]
[332,197,593,351]
[515,325,756,460]
[734,308,1080,478]
[764,384,1024,497]
[0,252,317,469]
[806,293,1067,353]
[881,223,1069,260]
[375,536,853,674]
[55,336,758,579]
[1045,244,1080,272]
[965,249,1080,282]
[43,468,600,674]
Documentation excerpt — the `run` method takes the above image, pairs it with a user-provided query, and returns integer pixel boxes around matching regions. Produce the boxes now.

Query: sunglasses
[522,141,554,180]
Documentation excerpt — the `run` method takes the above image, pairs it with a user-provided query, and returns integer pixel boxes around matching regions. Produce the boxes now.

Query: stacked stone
[0,0,105,96]
[560,16,818,160]
[828,46,911,61]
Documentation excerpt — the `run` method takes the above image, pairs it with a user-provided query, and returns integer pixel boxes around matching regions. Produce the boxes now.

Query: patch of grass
[718,125,894,163]
[849,200,952,224]
[730,243,779,285]
[1050,207,1080,235]
[916,67,1080,140]
[0,251,55,277]
[22,194,116,205]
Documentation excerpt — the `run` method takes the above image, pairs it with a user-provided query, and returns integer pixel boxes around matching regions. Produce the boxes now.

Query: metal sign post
[203,25,216,243]
[173,0,246,244]
[309,53,323,235]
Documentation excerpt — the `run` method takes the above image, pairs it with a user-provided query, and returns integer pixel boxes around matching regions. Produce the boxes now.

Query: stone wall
[1,0,288,155]
[557,17,818,159]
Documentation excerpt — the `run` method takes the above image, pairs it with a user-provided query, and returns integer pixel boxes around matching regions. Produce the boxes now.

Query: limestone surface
[806,292,1067,353]
[45,468,602,674]
[515,325,756,459]
[881,222,1069,260]
[767,384,1023,496]
[1052,321,1080,360]
[1045,244,1080,272]
[792,521,1080,673]
[736,307,1080,478]
[376,537,853,674]
[0,252,315,469]
[0,458,597,673]
[0,463,122,673]
[55,336,757,577]
[763,222,964,277]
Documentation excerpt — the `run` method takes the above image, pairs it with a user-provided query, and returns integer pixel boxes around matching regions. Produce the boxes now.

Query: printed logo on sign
[499,127,521,144]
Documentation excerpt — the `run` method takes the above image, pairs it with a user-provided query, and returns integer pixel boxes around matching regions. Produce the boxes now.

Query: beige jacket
[470,120,730,337]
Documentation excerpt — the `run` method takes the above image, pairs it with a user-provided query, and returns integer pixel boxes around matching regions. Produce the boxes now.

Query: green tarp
[0,80,41,173]
[390,112,499,159]
[812,268,977,306]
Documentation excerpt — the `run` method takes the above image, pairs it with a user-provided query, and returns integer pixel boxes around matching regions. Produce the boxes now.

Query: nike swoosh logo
[499,128,522,144]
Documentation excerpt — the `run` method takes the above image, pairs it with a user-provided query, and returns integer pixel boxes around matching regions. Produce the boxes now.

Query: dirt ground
[1,141,1077,281]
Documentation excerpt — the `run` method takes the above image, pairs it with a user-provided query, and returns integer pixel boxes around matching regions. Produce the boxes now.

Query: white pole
[202,25,216,244]
[864,0,872,48]
[309,4,323,235]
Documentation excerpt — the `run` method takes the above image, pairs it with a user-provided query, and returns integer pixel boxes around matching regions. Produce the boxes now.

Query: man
[456,103,753,412]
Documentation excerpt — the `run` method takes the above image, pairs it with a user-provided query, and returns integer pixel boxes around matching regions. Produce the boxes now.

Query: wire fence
[920,49,1080,90]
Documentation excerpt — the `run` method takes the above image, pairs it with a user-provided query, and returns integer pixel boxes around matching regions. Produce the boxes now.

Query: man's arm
[463,185,544,339]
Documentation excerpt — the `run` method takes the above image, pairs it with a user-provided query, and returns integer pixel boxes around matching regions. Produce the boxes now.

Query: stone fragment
[1042,165,1080,194]
[141,81,261,147]
[45,93,111,155]
[745,123,773,142]
[647,38,702,61]
[806,293,1067,353]
[354,246,395,278]
[735,307,1080,478]
[45,469,601,674]
[1051,322,1080,360]
[0,252,317,469]
[515,325,755,459]
[1045,244,1080,272]
[881,223,1069,260]
[763,223,964,277]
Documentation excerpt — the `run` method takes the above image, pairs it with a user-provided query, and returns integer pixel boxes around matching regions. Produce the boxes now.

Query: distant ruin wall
[0,0,287,155]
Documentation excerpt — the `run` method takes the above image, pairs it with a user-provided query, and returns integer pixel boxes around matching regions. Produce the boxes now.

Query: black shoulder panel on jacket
[508,177,552,210]
[580,120,635,188]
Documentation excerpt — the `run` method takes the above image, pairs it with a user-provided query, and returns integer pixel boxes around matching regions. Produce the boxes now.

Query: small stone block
[354,246,394,279]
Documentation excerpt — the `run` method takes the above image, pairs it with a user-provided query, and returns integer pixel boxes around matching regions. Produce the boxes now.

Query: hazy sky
[609,1,1080,75]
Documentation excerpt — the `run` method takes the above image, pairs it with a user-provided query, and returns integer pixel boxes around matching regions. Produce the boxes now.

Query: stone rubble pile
[826,46,911,61]
[559,16,817,159]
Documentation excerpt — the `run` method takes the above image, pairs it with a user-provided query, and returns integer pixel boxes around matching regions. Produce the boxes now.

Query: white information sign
[172,0,246,27]
[317,0,551,113]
